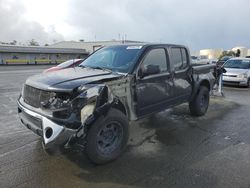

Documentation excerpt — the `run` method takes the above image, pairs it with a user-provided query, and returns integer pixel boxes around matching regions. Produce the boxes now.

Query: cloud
[0,0,63,45]
[0,0,250,50]
[65,0,250,50]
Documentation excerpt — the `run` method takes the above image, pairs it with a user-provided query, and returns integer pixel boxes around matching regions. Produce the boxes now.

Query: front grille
[224,75,237,77]
[23,85,52,108]
[223,81,240,85]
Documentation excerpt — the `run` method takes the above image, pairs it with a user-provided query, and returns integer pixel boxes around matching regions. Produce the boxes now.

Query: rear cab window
[170,47,189,71]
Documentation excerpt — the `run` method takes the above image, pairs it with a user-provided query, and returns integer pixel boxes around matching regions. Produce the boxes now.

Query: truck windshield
[224,59,250,69]
[79,45,142,73]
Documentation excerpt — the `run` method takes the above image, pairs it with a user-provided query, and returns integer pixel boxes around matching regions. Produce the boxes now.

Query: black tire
[247,78,250,88]
[86,108,129,164]
[189,86,210,116]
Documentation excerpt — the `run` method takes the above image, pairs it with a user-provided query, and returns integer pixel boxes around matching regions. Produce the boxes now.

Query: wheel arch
[112,100,127,117]
[199,79,211,91]
[190,79,211,101]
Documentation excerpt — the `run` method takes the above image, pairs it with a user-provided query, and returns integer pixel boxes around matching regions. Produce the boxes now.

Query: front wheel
[189,86,210,116]
[86,108,129,164]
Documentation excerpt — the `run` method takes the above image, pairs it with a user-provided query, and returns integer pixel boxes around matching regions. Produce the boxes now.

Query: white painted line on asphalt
[0,69,43,74]
[0,139,40,158]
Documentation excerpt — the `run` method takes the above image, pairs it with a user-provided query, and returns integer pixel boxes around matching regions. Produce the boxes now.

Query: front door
[136,48,174,116]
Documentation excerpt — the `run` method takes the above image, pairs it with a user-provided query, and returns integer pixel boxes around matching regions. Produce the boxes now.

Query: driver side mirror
[138,65,160,78]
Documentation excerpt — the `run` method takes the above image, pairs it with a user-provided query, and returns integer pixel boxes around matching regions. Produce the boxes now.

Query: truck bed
[191,63,216,74]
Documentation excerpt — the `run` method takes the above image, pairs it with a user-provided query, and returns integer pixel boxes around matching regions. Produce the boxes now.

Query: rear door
[135,47,174,116]
[169,47,192,102]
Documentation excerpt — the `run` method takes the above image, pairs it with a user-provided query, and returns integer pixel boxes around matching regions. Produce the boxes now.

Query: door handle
[137,84,146,91]
[170,72,175,80]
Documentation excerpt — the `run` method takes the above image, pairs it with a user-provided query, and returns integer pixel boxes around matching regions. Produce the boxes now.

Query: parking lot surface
[1,65,250,188]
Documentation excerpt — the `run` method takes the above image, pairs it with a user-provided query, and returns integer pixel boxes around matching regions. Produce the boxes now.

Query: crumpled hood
[25,67,122,92]
[224,68,249,75]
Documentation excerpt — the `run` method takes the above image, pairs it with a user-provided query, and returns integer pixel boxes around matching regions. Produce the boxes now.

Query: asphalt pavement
[0,65,250,188]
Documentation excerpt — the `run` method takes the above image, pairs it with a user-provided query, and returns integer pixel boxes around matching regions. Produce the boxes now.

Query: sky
[0,0,250,51]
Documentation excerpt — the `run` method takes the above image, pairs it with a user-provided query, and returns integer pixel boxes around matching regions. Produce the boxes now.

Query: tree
[10,40,17,45]
[236,49,241,57]
[29,39,40,46]
[219,50,235,59]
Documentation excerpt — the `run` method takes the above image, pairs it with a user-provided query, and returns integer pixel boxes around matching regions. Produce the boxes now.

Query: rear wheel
[189,86,209,116]
[86,108,129,164]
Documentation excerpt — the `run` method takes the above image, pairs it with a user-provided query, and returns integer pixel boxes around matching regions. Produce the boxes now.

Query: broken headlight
[41,92,71,110]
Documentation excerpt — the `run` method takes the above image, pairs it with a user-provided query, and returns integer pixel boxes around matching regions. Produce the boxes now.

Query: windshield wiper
[230,67,241,68]
[79,65,87,68]
[90,66,112,72]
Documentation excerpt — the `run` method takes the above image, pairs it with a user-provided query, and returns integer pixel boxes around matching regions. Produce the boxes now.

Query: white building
[0,44,87,65]
[199,49,223,59]
[50,40,143,54]
[192,46,250,59]
[231,46,250,57]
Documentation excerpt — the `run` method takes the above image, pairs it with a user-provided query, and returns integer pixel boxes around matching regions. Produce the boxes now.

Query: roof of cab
[107,43,188,48]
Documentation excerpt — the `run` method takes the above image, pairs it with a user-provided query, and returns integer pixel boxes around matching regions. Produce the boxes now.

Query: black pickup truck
[18,44,216,164]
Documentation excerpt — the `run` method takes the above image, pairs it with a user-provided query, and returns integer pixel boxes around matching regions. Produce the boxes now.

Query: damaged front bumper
[17,77,135,153]
[17,100,77,150]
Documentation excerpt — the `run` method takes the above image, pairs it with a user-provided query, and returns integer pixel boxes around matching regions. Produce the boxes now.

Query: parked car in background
[223,58,250,87]
[198,55,210,64]
[44,59,84,73]
[217,56,233,67]
[209,59,218,64]
[191,56,217,65]
[191,56,199,63]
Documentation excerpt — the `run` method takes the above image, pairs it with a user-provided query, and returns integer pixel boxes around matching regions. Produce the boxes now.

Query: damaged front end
[17,77,134,153]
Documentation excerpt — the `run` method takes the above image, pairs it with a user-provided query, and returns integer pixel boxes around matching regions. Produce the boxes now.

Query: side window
[141,48,167,73]
[181,48,188,68]
[171,48,182,71]
[171,47,188,71]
